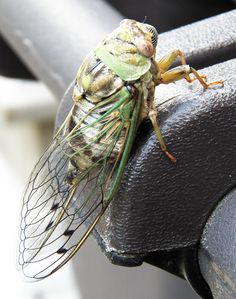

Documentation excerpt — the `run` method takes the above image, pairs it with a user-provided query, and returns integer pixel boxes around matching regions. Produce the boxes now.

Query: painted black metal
[199,188,236,298]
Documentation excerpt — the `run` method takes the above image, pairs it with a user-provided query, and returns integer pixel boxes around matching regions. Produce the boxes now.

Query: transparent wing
[18,91,141,280]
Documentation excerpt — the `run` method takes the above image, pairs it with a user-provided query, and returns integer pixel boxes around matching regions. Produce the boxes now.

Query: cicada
[18,19,222,280]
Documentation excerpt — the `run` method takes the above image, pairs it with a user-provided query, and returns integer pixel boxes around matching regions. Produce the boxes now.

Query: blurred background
[0,0,235,298]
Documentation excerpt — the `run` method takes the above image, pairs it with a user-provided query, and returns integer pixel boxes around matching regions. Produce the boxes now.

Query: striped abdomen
[68,54,127,171]
[68,94,126,171]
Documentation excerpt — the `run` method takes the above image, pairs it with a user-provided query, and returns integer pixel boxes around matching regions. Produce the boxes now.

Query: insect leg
[156,49,223,88]
[159,65,223,89]
[148,102,177,163]
[157,49,188,72]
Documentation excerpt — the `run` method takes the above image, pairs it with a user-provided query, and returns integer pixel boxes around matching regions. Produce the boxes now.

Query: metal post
[0,0,123,99]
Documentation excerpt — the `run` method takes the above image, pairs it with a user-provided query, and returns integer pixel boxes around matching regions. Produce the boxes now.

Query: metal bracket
[57,10,236,299]
[1,2,235,297]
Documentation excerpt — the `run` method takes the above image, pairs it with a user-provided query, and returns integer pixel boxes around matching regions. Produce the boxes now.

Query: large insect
[18,19,222,280]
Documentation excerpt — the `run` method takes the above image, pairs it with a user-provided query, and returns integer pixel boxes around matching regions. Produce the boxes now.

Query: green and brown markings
[18,19,223,281]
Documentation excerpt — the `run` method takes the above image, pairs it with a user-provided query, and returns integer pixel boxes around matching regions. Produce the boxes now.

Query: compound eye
[145,25,158,48]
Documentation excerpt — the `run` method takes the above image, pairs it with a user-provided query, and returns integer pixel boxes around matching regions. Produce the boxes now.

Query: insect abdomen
[69,95,125,171]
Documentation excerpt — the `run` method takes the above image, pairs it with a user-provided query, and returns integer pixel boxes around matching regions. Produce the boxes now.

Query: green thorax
[95,28,151,81]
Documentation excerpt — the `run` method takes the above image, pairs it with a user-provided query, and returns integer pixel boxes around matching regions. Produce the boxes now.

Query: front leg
[156,49,223,88]
[157,49,188,72]
[159,65,223,88]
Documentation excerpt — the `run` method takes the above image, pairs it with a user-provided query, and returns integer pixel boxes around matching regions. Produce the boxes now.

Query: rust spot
[68,118,76,131]
[84,149,93,157]
[70,135,86,148]
[77,135,85,142]
[91,156,101,163]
